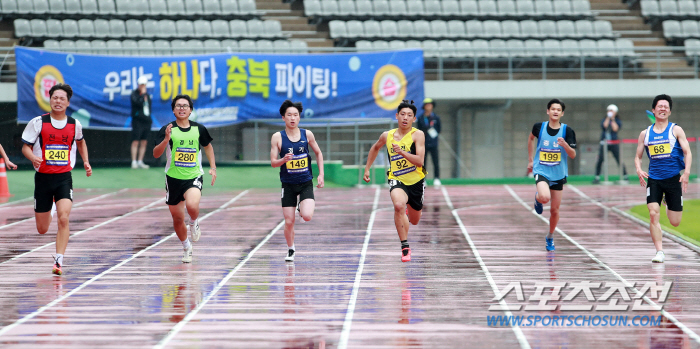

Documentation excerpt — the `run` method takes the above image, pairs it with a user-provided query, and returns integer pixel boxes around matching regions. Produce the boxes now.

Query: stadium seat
[186,39,204,54]
[44,39,60,49]
[273,39,291,53]
[594,20,614,38]
[422,40,440,58]
[413,20,430,39]
[221,0,239,13]
[538,20,557,39]
[557,20,577,38]
[247,19,265,38]
[437,39,457,57]
[466,20,484,38]
[684,38,700,57]
[212,20,230,37]
[149,0,167,16]
[48,0,65,14]
[238,0,256,15]
[60,39,77,50]
[520,20,539,38]
[33,0,49,14]
[575,20,595,38]
[62,20,79,37]
[238,39,256,51]
[355,0,372,16]
[30,19,48,38]
[489,39,508,57]
[185,0,203,15]
[221,39,238,52]
[405,39,422,50]
[479,0,498,17]
[17,0,32,15]
[78,19,95,37]
[1,0,18,15]
[459,0,478,16]
[263,20,282,38]
[305,0,321,17]
[572,0,592,16]
[483,20,503,38]
[407,0,424,17]
[171,39,188,54]
[257,39,275,53]
[142,19,158,38]
[75,39,91,53]
[82,0,98,14]
[230,19,247,37]
[203,39,221,53]
[524,39,543,57]
[501,20,520,38]
[355,40,372,51]
[543,39,562,57]
[91,39,108,54]
[114,0,132,15]
[290,39,309,53]
[388,40,406,50]
[678,0,697,16]
[397,20,414,38]
[176,20,195,37]
[97,0,115,15]
[137,39,155,55]
[441,0,460,16]
[640,0,659,18]
[616,38,637,57]
[373,40,390,50]
[122,19,141,38]
[560,39,580,56]
[328,20,346,39]
[472,39,489,57]
[517,0,536,16]
[579,39,597,56]
[153,39,171,55]
[506,39,525,57]
[61,0,79,15]
[339,0,356,16]
[597,39,616,57]
[423,0,441,16]
[157,20,176,39]
[381,20,398,38]
[93,19,110,38]
[553,0,573,17]
[346,20,363,38]
[659,1,679,16]
[122,39,138,54]
[130,0,147,15]
[498,0,517,17]
[448,20,466,38]
[535,0,554,17]
[109,19,126,38]
[168,0,185,16]
[321,0,339,17]
[682,20,699,38]
[106,39,123,55]
[45,19,62,38]
[194,20,212,37]
[364,20,381,39]
[202,0,221,15]
[430,20,449,38]
[453,40,471,58]
[663,20,683,39]
[389,0,408,14]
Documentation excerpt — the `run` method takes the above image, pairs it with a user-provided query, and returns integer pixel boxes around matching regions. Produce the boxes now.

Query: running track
[0,184,699,348]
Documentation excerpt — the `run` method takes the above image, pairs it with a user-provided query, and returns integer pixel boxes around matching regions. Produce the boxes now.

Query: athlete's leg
[282,206,296,247]
[130,140,139,162]
[169,201,188,242]
[36,212,52,234]
[647,202,663,251]
[299,198,315,222]
[548,189,563,234]
[54,198,73,255]
[536,181,551,204]
[183,187,201,222]
[391,189,410,241]
[138,139,148,163]
[667,210,682,227]
[407,206,422,225]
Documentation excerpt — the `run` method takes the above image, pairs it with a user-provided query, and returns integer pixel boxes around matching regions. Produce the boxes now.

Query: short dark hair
[397,100,417,116]
[49,83,73,100]
[652,94,672,110]
[171,94,193,110]
[547,98,565,111]
[279,100,303,116]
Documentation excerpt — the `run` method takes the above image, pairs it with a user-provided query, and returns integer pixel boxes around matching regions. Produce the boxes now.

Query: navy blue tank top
[279,129,313,184]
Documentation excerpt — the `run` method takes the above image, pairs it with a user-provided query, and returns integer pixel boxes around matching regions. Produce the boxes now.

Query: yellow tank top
[386,128,426,185]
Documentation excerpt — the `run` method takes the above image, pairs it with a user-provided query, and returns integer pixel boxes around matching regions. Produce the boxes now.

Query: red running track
[0,184,698,348]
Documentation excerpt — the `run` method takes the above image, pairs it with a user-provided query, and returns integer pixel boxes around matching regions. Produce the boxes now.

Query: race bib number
[45,144,69,166]
[648,142,672,159]
[391,154,416,176]
[174,148,197,167]
[538,148,561,166]
[286,154,309,173]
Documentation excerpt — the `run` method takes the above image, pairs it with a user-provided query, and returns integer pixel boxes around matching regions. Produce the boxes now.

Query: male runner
[270,100,324,262]
[634,94,692,263]
[153,94,216,263]
[363,100,426,262]
[527,99,577,252]
[21,83,92,275]
[0,142,17,169]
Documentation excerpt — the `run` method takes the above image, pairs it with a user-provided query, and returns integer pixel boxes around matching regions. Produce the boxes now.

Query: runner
[270,100,324,262]
[153,94,216,263]
[634,94,692,263]
[363,99,426,262]
[0,142,17,170]
[20,83,92,275]
[527,98,577,252]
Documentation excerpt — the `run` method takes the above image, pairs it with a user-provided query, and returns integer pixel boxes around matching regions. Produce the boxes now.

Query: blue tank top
[279,129,313,184]
[533,122,569,182]
[644,123,685,180]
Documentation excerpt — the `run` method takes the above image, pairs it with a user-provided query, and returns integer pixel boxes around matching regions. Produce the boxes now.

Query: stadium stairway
[256,0,333,48]
[592,0,692,76]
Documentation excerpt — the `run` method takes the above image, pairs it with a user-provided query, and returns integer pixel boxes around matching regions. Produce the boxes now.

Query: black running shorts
[647,174,683,212]
[34,172,73,213]
[165,175,203,206]
[535,174,567,191]
[389,178,425,211]
[131,120,151,141]
[281,180,315,207]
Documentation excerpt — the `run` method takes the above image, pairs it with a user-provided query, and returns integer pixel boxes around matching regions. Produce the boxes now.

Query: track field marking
[0,196,33,208]
[442,187,532,349]
[505,185,700,344]
[0,190,250,338]
[337,186,382,349]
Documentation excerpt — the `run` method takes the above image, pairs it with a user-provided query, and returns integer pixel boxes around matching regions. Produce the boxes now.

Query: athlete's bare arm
[557,137,576,159]
[0,144,16,170]
[673,126,693,193]
[76,139,92,177]
[153,123,172,158]
[306,130,324,188]
[363,132,388,183]
[202,144,216,186]
[270,132,293,168]
[634,130,648,188]
[527,133,536,171]
[396,130,425,167]
[22,144,42,169]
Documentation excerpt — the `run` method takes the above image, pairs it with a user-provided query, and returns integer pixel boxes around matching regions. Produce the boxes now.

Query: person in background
[131,76,152,169]
[416,98,441,187]
[593,104,628,184]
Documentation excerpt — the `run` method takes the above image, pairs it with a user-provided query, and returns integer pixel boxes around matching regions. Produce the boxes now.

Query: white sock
[55,254,64,266]
[289,244,295,251]
[182,238,192,250]
[546,233,553,240]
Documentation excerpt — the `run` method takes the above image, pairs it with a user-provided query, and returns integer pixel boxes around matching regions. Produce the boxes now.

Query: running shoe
[652,251,665,263]
[131,160,139,169]
[401,247,411,262]
[52,263,62,275]
[190,219,201,242]
[285,249,295,262]
[182,245,193,263]
[534,193,543,214]
[137,161,150,169]
[545,237,555,251]
[433,178,442,188]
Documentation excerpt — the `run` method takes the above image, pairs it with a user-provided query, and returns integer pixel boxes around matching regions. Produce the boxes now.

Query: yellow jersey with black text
[386,128,426,185]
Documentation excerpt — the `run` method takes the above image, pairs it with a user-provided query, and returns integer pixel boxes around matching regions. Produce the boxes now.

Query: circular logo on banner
[372,64,407,111]
[34,65,65,112]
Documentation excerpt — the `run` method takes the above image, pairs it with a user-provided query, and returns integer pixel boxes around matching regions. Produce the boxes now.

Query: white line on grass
[568,185,700,254]
[505,185,700,344]
[442,187,532,349]
[0,189,127,230]
[337,186,382,349]
[0,190,250,338]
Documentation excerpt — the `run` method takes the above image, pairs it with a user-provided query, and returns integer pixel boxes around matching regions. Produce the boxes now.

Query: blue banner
[16,47,424,129]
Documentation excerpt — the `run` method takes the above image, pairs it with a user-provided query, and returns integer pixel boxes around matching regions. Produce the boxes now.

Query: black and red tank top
[37,113,76,174]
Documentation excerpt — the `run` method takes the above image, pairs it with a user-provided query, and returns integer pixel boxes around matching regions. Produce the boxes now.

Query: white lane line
[505,185,700,344]
[568,185,700,254]
[0,189,127,230]
[0,190,250,338]
[337,186,382,349]
[442,187,532,349]
[0,196,33,208]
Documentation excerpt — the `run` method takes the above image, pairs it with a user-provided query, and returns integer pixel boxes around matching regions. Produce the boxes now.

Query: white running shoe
[137,161,150,169]
[652,251,665,263]
[190,219,201,242]
[433,178,442,188]
[182,245,193,263]
[131,160,138,169]
[285,249,295,262]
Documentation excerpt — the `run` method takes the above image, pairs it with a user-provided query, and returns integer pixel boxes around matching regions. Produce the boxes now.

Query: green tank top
[166,125,202,180]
